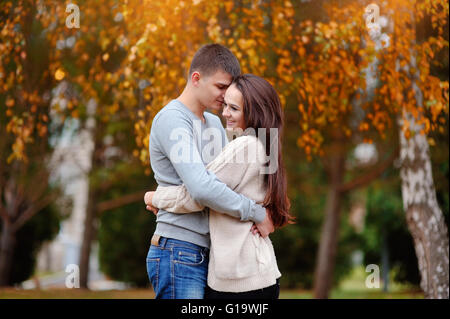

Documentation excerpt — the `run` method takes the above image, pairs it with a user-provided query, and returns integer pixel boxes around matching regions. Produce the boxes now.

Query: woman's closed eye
[223,102,238,111]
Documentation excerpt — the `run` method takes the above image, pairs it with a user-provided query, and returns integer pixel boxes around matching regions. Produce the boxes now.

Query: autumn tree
[271,1,399,298]
[373,0,449,298]
[0,0,65,286]
[278,0,449,298]
[47,0,144,288]
[1,0,143,288]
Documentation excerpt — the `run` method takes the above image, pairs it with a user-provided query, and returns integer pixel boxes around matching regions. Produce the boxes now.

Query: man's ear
[191,71,201,86]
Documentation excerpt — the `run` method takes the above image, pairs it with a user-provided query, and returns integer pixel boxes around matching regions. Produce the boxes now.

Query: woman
[146,74,294,299]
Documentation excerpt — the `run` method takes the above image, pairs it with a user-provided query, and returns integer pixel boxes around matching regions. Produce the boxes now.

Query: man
[145,44,274,299]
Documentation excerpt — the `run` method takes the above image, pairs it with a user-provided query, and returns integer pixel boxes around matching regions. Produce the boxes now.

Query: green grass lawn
[0,288,155,299]
[0,266,423,299]
[327,266,424,299]
[279,266,423,299]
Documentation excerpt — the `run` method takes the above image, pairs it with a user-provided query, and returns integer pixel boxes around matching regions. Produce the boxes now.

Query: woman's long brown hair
[232,74,295,228]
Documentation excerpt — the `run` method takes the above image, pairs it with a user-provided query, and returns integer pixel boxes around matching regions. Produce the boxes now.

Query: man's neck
[177,90,206,123]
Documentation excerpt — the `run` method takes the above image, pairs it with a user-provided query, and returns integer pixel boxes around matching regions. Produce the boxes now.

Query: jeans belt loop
[151,234,161,247]
[159,236,167,248]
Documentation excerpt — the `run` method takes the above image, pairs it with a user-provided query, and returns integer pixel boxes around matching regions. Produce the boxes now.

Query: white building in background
[31,89,113,289]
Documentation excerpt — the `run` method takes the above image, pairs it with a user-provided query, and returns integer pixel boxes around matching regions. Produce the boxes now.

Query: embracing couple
[143,44,294,299]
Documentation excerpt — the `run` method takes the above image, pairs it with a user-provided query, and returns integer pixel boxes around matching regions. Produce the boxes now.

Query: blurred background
[0,0,448,298]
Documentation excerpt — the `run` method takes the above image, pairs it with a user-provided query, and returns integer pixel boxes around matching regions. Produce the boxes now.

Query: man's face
[196,69,232,111]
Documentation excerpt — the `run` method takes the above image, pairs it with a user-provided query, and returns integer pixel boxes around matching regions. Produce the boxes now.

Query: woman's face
[222,84,246,130]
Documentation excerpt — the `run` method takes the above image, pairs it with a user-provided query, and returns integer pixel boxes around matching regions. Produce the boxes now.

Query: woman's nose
[222,106,230,118]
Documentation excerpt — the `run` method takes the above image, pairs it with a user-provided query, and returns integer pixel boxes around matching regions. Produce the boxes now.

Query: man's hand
[251,208,274,238]
[144,191,159,216]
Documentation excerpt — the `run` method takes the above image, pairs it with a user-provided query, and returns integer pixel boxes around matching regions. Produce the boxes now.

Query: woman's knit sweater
[152,130,281,292]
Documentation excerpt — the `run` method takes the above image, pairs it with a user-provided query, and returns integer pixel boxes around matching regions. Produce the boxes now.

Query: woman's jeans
[146,236,209,299]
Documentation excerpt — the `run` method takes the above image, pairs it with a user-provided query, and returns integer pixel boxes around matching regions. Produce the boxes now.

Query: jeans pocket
[146,258,160,293]
[173,249,208,299]
[174,248,204,266]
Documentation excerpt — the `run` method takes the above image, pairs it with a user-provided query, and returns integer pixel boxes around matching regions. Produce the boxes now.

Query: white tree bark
[371,3,450,299]
[398,111,449,299]
[395,3,450,297]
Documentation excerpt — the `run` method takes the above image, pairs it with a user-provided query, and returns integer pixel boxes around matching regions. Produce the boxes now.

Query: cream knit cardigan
[152,130,281,292]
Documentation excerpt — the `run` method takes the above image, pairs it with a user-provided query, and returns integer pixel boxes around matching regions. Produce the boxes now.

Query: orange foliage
[1,0,448,164]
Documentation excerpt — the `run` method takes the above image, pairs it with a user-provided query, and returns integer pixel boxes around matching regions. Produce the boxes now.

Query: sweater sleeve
[152,185,204,213]
[152,136,264,217]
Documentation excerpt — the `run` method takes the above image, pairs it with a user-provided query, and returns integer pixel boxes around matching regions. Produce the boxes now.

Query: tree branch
[339,145,400,194]
[12,192,57,233]
[96,191,145,213]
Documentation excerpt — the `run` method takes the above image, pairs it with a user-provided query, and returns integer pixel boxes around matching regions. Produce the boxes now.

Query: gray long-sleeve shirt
[149,99,266,248]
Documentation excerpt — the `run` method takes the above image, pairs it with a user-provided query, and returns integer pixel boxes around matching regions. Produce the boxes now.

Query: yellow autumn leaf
[55,68,65,81]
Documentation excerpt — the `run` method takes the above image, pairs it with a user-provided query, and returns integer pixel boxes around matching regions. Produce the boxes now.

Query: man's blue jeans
[146,236,209,299]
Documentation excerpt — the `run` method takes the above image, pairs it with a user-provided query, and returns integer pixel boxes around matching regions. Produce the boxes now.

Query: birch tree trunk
[364,1,449,298]
[395,5,449,299]
[398,112,449,299]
